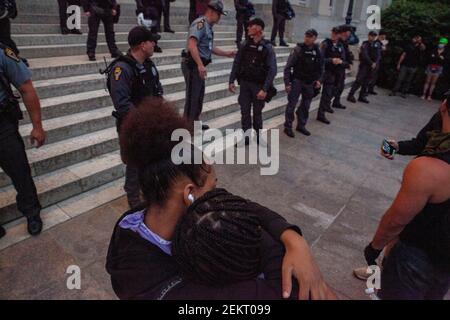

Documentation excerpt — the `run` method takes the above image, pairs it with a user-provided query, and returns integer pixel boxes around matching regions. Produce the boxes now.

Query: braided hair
[172,188,263,287]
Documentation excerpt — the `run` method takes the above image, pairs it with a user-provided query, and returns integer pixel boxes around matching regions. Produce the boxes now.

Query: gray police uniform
[107,52,163,208]
[229,38,277,132]
[284,43,323,130]
[0,44,41,220]
[348,40,381,99]
[318,39,347,119]
[182,16,214,122]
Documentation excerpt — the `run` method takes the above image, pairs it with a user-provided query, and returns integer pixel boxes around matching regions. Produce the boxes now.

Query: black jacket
[397,112,442,156]
[81,0,117,12]
[106,199,302,300]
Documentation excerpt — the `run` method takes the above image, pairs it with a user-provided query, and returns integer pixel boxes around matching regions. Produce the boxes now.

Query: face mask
[438,44,445,49]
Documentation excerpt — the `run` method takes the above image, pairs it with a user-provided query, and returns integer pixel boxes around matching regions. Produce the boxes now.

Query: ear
[182,183,196,207]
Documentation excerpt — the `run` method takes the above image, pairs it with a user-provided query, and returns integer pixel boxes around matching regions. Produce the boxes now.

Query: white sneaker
[353,267,372,281]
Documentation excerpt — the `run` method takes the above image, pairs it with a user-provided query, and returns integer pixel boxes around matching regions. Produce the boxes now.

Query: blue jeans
[379,241,450,300]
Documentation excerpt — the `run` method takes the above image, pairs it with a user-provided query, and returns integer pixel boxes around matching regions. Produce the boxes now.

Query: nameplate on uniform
[4,47,20,62]
[114,66,122,81]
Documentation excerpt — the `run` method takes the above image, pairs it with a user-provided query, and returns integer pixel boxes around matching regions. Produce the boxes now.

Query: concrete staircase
[0,1,355,228]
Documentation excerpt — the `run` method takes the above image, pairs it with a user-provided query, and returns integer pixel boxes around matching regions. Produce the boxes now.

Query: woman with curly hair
[106,97,336,300]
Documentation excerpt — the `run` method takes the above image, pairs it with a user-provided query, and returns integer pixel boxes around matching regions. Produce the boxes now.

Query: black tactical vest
[323,38,345,71]
[238,40,270,84]
[399,154,450,271]
[107,54,162,106]
[359,40,379,64]
[293,43,321,84]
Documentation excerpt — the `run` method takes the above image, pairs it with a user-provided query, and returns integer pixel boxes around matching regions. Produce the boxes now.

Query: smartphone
[381,139,396,156]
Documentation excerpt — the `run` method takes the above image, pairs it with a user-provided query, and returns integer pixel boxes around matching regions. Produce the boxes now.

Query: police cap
[128,26,161,47]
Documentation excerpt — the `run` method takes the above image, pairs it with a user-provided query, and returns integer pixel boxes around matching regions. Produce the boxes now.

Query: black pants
[332,68,346,107]
[57,0,81,30]
[271,14,286,42]
[182,59,206,122]
[239,81,265,131]
[86,14,118,55]
[349,64,373,98]
[236,13,249,44]
[284,79,315,129]
[0,118,41,220]
[160,0,171,30]
[319,70,343,118]
[0,18,19,55]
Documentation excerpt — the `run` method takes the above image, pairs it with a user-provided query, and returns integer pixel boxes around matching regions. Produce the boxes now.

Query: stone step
[0,127,119,188]
[11,23,239,34]
[0,150,124,225]
[13,13,237,26]
[28,45,293,81]
[32,53,289,99]
[14,31,240,46]
[18,37,237,59]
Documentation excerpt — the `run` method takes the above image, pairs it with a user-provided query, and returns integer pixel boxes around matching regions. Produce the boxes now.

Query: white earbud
[188,194,195,204]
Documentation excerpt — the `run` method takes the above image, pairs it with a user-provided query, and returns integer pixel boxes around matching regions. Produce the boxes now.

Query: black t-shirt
[401,43,422,68]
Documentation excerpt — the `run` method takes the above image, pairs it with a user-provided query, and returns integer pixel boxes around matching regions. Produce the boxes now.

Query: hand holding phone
[381,139,397,160]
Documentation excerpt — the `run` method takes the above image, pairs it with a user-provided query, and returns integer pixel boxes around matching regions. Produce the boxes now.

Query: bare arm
[212,47,234,58]
[187,37,204,68]
[18,80,46,147]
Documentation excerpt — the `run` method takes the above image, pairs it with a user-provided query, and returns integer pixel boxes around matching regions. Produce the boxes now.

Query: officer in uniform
[136,0,163,53]
[332,25,355,110]
[234,0,254,46]
[283,29,323,138]
[182,0,235,130]
[0,43,46,238]
[229,18,277,144]
[367,30,387,95]
[105,26,163,209]
[347,31,380,104]
[82,0,121,61]
[271,0,289,47]
[318,27,347,125]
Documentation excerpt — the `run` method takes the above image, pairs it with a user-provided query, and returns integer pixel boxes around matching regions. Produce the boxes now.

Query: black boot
[317,116,331,125]
[164,28,175,33]
[279,40,289,47]
[368,90,377,95]
[284,127,295,138]
[333,103,347,109]
[325,107,335,113]
[296,126,311,136]
[358,96,370,103]
[271,40,277,47]
[27,215,43,236]
[347,95,357,103]
[71,29,83,35]
[87,53,96,61]
[61,27,70,35]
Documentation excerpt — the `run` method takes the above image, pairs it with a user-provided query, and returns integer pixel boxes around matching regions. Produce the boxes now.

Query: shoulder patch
[4,47,20,62]
[113,66,122,81]
[197,20,205,30]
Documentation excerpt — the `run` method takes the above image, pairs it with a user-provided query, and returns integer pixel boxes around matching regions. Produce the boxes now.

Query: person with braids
[106,97,336,300]
[170,188,298,297]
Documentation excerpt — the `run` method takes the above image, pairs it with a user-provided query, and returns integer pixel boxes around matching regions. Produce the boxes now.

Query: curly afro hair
[119,97,209,205]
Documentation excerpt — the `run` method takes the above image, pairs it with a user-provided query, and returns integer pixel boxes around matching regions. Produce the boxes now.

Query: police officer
[347,31,380,104]
[82,0,121,61]
[318,27,347,125]
[271,0,288,47]
[229,18,276,144]
[182,0,235,130]
[283,29,323,138]
[160,0,174,33]
[332,25,355,110]
[234,0,254,46]
[136,0,163,53]
[367,30,387,95]
[106,26,163,209]
[0,43,46,238]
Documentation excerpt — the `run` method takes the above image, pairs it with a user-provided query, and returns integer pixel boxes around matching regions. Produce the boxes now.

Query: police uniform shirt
[0,46,30,136]
[0,46,31,104]
[188,16,214,61]
[283,43,324,86]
